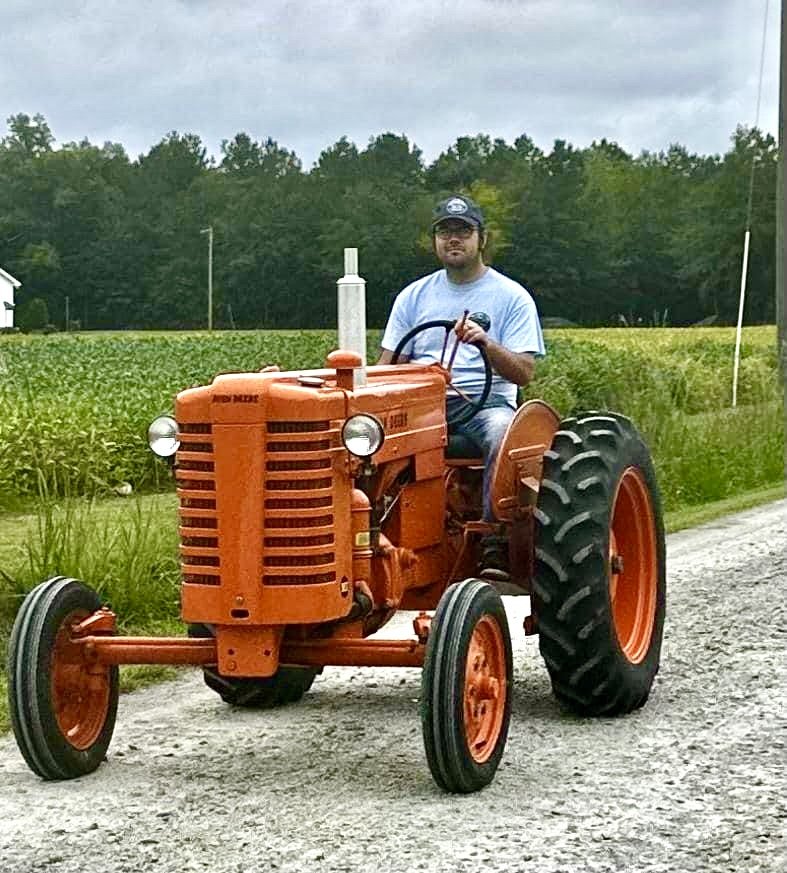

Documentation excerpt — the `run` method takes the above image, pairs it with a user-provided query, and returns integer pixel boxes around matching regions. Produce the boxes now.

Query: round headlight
[148,415,180,457]
[342,414,384,458]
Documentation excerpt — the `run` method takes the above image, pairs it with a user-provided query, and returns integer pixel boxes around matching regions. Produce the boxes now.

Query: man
[378,194,545,580]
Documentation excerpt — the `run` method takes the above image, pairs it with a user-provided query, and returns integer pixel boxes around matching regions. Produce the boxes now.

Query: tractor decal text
[381,410,408,430]
[212,394,260,404]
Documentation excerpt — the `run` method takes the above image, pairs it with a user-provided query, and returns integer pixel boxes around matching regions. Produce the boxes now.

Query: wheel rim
[609,467,658,664]
[463,615,507,764]
[51,610,112,750]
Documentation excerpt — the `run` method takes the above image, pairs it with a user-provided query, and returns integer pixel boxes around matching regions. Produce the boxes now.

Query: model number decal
[381,410,408,430]
[212,394,260,404]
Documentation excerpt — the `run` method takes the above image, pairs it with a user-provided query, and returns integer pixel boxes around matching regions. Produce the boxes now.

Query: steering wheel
[390,319,493,427]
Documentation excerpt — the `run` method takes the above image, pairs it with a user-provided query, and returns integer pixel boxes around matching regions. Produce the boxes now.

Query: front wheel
[533,412,666,715]
[421,579,512,793]
[7,576,119,780]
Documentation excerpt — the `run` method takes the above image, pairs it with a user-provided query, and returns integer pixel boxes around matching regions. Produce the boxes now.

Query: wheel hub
[51,614,113,750]
[463,616,507,763]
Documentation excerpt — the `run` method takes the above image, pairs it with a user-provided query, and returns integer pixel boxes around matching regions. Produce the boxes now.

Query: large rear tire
[188,624,319,708]
[8,577,119,780]
[421,579,512,793]
[533,412,666,715]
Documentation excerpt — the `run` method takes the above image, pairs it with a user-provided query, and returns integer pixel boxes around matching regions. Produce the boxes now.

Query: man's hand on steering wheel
[388,316,493,427]
[454,315,489,349]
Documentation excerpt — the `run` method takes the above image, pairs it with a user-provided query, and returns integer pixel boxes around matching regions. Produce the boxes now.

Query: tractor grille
[262,420,339,586]
[175,418,341,589]
[176,423,219,586]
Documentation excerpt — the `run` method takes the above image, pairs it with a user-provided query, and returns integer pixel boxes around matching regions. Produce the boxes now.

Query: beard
[440,246,478,270]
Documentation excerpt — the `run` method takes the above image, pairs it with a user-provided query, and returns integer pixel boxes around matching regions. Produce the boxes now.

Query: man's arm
[381,333,534,384]
[455,318,535,386]
[484,345,535,386]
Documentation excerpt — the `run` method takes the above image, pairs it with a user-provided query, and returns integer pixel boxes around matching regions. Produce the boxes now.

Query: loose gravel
[1,500,784,873]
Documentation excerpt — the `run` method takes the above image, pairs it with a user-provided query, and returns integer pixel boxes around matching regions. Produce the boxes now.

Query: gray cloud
[1,0,780,165]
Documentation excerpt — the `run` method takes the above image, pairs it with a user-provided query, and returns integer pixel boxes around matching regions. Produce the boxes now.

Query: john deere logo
[446,198,468,214]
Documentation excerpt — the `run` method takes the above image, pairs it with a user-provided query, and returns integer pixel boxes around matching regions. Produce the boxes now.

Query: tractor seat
[445,433,484,466]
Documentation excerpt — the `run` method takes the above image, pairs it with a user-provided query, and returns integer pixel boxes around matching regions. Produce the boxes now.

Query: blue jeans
[446,394,515,521]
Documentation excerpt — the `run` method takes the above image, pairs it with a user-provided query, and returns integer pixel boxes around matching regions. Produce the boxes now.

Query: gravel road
[1,500,785,873]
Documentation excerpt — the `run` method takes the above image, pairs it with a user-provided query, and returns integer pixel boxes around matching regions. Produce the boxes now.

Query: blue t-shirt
[381,267,545,405]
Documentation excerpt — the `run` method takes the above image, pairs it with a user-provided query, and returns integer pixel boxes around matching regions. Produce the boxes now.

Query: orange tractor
[7,324,666,793]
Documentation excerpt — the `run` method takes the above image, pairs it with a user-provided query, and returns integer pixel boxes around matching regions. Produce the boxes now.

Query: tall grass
[0,489,183,734]
[0,492,180,629]
[652,404,783,506]
[527,331,783,511]
[0,330,345,504]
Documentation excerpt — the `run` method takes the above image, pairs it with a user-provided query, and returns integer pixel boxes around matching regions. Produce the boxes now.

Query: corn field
[0,326,782,513]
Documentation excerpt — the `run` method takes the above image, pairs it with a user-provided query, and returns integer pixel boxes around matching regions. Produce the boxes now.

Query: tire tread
[533,412,666,716]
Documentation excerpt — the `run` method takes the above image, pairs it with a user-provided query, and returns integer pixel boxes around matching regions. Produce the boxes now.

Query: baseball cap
[432,195,485,229]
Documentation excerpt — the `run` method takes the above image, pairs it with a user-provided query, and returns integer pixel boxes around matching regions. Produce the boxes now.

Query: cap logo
[446,197,468,214]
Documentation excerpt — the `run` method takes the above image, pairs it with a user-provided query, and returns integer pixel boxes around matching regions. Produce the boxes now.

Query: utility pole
[778,0,785,479]
[200,226,214,331]
[778,0,785,366]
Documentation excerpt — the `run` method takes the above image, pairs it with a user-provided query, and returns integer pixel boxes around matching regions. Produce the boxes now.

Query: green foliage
[0,115,777,330]
[0,330,341,503]
[0,327,781,516]
[0,492,182,732]
[652,403,783,507]
[0,493,180,629]
[15,296,49,331]
[527,327,783,513]
[2,113,54,156]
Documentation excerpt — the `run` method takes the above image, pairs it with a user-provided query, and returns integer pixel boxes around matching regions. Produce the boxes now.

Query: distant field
[0,326,782,513]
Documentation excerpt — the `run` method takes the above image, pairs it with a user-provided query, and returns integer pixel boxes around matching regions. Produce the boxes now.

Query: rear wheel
[188,624,319,707]
[533,412,666,715]
[421,579,512,793]
[8,577,119,779]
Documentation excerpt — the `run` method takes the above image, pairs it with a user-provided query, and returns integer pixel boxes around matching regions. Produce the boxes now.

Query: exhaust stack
[337,247,367,388]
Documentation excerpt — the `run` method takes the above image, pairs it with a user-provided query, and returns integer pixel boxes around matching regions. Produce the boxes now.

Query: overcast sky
[1,1,781,167]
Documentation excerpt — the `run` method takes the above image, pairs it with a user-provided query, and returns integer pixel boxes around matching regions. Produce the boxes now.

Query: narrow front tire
[8,577,119,780]
[421,579,513,793]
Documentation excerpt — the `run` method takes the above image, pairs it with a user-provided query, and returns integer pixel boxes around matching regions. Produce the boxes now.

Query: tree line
[0,113,778,331]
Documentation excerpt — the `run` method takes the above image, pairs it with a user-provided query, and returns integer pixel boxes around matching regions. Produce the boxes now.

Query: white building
[0,267,21,329]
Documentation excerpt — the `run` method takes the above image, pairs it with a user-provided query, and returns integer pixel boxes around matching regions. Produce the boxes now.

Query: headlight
[342,414,384,458]
[147,415,180,457]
